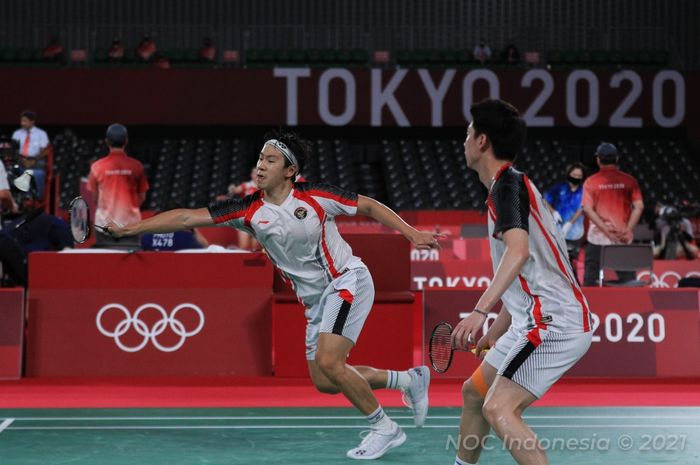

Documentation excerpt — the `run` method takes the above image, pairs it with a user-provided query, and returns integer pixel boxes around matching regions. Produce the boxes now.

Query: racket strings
[429,323,454,372]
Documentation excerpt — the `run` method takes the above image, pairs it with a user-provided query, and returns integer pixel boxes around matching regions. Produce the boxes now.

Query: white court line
[0,418,14,433]
[4,414,700,422]
[7,424,700,431]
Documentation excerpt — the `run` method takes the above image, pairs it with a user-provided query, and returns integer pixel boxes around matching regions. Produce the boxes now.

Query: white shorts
[484,325,592,398]
[304,266,375,361]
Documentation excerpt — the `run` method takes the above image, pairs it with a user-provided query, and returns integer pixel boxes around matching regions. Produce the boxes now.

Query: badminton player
[103,131,439,460]
[450,100,594,465]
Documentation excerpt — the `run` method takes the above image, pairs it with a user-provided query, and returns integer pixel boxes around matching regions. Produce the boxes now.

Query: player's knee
[462,380,484,407]
[315,352,345,380]
[482,397,512,427]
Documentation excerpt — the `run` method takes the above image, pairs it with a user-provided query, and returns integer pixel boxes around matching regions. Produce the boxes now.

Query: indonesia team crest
[294,207,308,219]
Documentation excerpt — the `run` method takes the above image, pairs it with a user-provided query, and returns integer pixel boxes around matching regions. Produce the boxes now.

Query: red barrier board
[423,288,700,379]
[26,252,274,376]
[0,288,24,380]
[272,293,423,377]
[412,258,700,290]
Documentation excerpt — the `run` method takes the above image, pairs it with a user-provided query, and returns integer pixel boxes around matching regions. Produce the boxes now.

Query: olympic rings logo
[96,303,205,353]
[637,271,700,288]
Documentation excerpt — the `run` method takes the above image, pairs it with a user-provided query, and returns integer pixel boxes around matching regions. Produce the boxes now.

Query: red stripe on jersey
[527,328,542,346]
[487,196,497,222]
[215,209,246,224]
[339,289,354,304]
[293,190,341,279]
[305,189,358,207]
[518,275,547,330]
[243,195,265,229]
[523,176,591,332]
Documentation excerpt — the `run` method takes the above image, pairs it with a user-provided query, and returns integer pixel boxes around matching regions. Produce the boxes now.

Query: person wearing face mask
[544,163,586,274]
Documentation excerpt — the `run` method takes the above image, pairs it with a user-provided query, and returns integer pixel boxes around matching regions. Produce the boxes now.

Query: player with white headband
[103,130,443,460]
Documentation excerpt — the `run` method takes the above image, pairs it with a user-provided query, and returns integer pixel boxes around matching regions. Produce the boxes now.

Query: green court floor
[1,407,699,464]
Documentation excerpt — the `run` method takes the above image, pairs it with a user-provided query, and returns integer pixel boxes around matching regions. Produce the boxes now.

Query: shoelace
[356,425,394,448]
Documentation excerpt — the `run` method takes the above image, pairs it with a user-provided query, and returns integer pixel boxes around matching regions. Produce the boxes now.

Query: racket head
[429,322,455,373]
[69,196,91,243]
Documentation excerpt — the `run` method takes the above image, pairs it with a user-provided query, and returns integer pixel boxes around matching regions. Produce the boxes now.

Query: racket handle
[469,348,489,355]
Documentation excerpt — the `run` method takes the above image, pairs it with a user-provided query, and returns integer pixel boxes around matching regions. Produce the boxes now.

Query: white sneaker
[401,365,430,427]
[346,422,406,460]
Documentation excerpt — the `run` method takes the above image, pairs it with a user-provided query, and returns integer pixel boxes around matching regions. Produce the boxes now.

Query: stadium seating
[49,132,700,213]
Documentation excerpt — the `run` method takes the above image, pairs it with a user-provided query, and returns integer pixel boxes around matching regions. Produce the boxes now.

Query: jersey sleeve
[296,182,358,217]
[87,164,99,193]
[629,178,642,203]
[38,130,49,149]
[207,191,259,230]
[492,172,529,238]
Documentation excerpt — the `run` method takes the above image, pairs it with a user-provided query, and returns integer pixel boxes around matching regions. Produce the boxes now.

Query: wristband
[473,308,488,317]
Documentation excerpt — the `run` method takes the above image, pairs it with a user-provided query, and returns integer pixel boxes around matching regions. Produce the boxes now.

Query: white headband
[264,139,298,167]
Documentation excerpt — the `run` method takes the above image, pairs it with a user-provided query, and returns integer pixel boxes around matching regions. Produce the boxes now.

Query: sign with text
[424,288,700,379]
[0,68,695,129]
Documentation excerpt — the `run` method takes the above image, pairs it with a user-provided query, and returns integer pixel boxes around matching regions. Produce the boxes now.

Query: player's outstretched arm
[357,195,442,249]
[103,207,214,237]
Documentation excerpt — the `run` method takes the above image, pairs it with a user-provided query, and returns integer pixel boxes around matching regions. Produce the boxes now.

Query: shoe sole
[347,429,407,460]
[413,366,430,428]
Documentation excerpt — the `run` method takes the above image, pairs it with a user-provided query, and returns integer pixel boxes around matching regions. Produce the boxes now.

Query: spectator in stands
[501,40,520,65]
[544,163,586,276]
[199,37,216,62]
[0,161,18,214]
[153,53,171,69]
[582,142,644,285]
[12,110,50,199]
[108,37,125,61]
[87,124,149,248]
[136,35,157,62]
[473,39,492,65]
[42,36,64,62]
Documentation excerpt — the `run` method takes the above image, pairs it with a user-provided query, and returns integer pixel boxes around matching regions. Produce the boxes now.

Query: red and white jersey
[487,164,593,334]
[208,182,364,306]
[582,166,642,245]
[87,150,149,227]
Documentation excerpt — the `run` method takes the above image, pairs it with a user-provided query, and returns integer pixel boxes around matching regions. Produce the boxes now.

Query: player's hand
[101,220,127,238]
[474,333,497,360]
[451,312,487,351]
[410,230,446,250]
[618,227,633,244]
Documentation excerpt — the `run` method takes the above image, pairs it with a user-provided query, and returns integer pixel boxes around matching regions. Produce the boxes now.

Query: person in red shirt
[108,37,125,61]
[87,124,149,247]
[198,38,216,62]
[136,36,157,62]
[581,142,644,285]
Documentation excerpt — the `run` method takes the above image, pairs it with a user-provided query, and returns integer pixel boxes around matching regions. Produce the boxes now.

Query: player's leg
[453,326,516,465]
[455,361,498,465]
[308,360,390,392]
[482,376,545,465]
[315,333,380,414]
[483,329,593,465]
[315,333,406,460]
